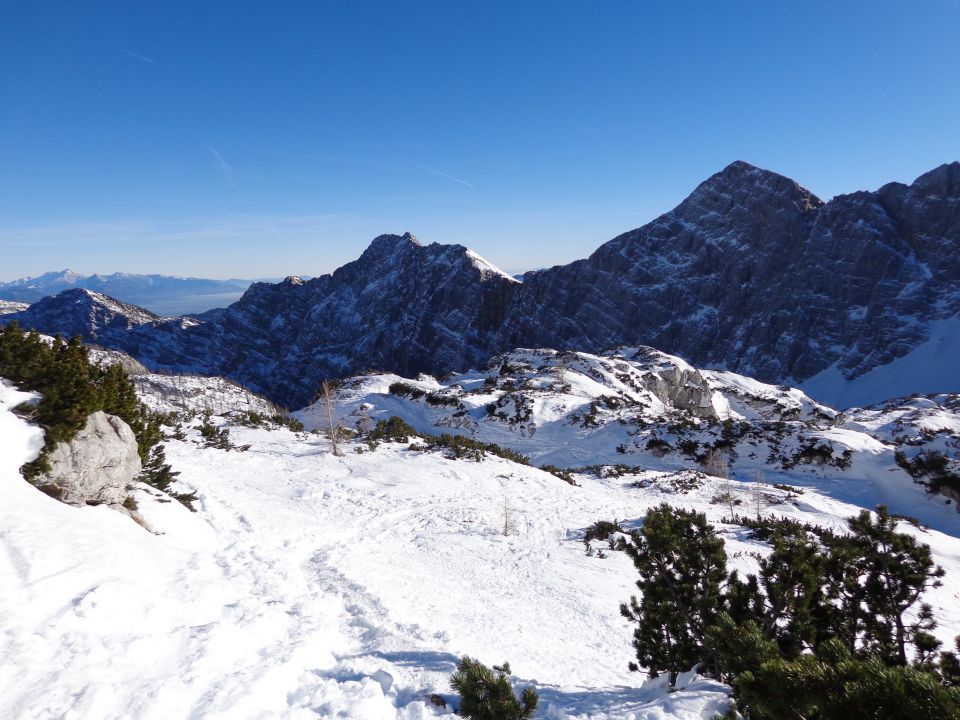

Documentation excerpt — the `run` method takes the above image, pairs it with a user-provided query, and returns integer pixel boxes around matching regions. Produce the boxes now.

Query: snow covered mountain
[9,287,161,335]
[506,161,960,404]
[4,162,959,408]
[0,270,252,315]
[4,238,522,407]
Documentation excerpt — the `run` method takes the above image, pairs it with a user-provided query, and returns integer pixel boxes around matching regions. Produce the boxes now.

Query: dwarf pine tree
[754,531,831,657]
[621,505,959,715]
[847,505,945,665]
[620,504,727,685]
[735,638,960,720]
[450,657,538,720]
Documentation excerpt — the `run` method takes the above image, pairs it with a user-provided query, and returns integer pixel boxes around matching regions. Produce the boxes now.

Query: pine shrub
[622,500,957,712]
[450,657,538,720]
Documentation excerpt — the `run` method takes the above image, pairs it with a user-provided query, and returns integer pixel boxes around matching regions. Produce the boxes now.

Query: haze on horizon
[1,1,958,282]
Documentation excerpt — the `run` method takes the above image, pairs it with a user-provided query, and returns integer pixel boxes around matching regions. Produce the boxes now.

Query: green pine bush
[450,657,538,720]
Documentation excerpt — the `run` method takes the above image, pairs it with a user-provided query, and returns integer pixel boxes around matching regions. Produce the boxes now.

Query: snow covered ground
[4,354,960,719]
[1,379,735,719]
[132,373,281,416]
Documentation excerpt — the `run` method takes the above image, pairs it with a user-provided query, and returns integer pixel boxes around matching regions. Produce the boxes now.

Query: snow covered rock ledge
[35,411,141,507]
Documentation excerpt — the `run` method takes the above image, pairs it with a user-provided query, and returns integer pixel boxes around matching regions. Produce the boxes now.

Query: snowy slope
[132,373,281,416]
[4,377,960,719]
[300,347,960,533]
[800,316,960,408]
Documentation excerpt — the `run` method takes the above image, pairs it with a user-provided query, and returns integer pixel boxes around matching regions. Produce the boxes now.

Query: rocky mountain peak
[359,232,421,260]
[681,160,824,216]
[8,288,159,341]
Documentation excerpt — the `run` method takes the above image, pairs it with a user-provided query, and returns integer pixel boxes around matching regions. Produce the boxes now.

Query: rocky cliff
[500,161,960,386]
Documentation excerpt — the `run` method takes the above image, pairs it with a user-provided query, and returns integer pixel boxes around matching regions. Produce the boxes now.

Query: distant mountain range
[4,160,959,409]
[0,271,254,315]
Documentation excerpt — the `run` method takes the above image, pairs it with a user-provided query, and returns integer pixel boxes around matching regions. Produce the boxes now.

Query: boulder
[35,411,141,507]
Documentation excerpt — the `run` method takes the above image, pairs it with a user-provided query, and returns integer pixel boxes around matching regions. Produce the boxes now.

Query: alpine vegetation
[620,504,960,718]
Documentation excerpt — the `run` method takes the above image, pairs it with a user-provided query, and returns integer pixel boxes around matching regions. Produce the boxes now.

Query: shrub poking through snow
[540,464,576,485]
[367,416,419,444]
[198,416,234,450]
[365,415,531,465]
[227,410,304,433]
[583,519,624,543]
[449,656,538,720]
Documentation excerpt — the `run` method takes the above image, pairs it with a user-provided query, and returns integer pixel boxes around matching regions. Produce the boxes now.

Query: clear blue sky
[1,1,958,281]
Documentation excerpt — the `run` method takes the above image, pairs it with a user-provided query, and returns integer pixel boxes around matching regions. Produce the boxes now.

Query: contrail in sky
[207,144,235,187]
[102,41,156,63]
[395,155,475,189]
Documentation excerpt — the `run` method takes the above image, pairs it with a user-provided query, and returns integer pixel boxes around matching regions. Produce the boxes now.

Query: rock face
[626,348,721,419]
[499,161,960,386]
[5,162,960,409]
[36,412,142,507]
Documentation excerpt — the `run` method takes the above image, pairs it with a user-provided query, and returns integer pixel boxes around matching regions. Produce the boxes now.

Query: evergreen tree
[620,504,727,685]
[138,445,180,492]
[941,637,960,687]
[704,612,779,683]
[754,532,829,657]
[847,505,945,665]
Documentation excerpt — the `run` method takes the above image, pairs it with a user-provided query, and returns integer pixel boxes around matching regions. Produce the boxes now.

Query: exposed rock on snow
[84,343,278,415]
[87,346,151,375]
[35,411,141,507]
[627,347,721,418]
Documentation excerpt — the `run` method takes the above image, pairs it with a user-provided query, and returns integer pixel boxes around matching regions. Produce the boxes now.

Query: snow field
[1,389,731,719]
[4,376,960,718]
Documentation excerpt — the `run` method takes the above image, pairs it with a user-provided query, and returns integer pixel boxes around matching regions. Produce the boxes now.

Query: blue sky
[1,1,958,280]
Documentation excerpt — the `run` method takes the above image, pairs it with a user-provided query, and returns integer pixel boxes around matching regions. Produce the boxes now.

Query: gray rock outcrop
[642,365,718,419]
[36,411,142,507]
